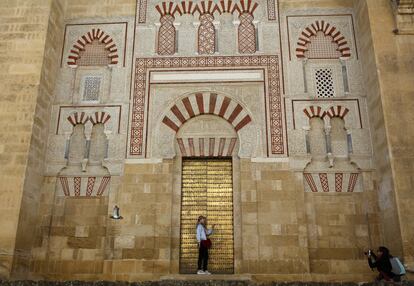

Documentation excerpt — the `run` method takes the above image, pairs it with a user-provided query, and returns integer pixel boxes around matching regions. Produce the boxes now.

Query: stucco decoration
[151,92,257,159]
[175,114,239,157]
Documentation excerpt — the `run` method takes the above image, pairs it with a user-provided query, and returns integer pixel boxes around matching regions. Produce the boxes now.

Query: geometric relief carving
[267,0,277,21]
[347,173,359,193]
[74,177,81,196]
[82,76,101,102]
[138,0,148,23]
[238,13,257,54]
[304,172,361,193]
[319,173,329,192]
[198,14,216,54]
[306,31,342,59]
[335,173,343,192]
[315,68,335,98]
[67,29,118,67]
[130,55,283,156]
[237,0,259,53]
[156,2,176,55]
[296,20,351,59]
[158,15,176,55]
[58,176,111,197]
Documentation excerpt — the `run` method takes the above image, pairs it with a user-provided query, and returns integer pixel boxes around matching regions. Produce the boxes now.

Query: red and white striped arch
[173,0,220,15]
[67,112,88,126]
[155,1,176,17]
[172,0,258,16]
[162,92,252,133]
[217,0,239,14]
[303,106,325,119]
[67,28,119,67]
[325,106,350,119]
[173,1,196,15]
[89,111,111,125]
[296,20,351,59]
[177,137,238,157]
[236,0,259,15]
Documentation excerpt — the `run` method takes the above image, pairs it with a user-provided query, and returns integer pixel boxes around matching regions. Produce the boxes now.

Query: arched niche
[174,114,239,157]
[150,91,259,159]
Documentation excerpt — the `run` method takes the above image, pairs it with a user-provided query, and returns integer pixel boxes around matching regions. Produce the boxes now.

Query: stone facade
[0,0,413,282]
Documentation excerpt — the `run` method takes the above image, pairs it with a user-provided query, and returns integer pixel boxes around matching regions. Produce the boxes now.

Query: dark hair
[378,246,391,258]
[197,216,207,227]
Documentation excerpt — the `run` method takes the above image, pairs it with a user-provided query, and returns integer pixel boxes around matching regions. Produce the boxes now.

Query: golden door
[180,158,234,274]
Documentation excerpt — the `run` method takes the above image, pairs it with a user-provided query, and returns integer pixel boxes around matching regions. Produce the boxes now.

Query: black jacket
[368,253,393,275]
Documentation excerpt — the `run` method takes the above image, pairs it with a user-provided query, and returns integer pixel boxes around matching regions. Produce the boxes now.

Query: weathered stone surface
[1,0,413,282]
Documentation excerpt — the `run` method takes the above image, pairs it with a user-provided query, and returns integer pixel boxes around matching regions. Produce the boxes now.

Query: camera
[364,249,372,256]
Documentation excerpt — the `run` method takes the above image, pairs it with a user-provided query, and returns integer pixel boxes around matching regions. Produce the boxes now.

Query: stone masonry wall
[304,181,381,281]
[239,160,310,276]
[31,162,173,281]
[0,0,65,279]
[12,0,66,279]
[354,0,414,267]
[103,162,174,281]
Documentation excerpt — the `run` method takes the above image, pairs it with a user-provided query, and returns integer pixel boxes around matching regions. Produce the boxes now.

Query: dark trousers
[198,243,209,271]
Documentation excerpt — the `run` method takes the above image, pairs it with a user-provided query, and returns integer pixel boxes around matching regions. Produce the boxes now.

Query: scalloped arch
[296,20,351,59]
[67,29,119,67]
[67,112,88,126]
[303,106,325,119]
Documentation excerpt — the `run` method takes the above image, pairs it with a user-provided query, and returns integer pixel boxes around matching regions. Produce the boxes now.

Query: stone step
[160,274,252,281]
[0,281,413,286]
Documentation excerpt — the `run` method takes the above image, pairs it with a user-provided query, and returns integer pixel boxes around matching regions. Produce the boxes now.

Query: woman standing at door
[196,215,214,274]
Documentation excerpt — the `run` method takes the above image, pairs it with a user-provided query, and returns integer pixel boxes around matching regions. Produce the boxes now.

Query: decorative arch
[156,2,177,55]
[325,106,349,119]
[193,0,220,15]
[67,29,119,67]
[217,0,239,14]
[236,0,259,14]
[67,112,88,126]
[237,0,259,54]
[162,92,252,133]
[89,111,111,125]
[173,1,196,15]
[296,20,351,59]
[303,106,325,119]
[176,115,238,157]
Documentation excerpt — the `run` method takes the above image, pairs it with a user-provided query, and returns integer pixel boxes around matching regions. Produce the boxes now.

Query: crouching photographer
[365,246,405,282]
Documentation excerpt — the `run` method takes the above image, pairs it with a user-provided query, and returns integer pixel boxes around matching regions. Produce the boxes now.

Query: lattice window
[238,13,256,54]
[77,40,112,66]
[82,76,101,102]
[305,32,342,59]
[315,68,335,98]
[198,14,216,55]
[158,15,176,55]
